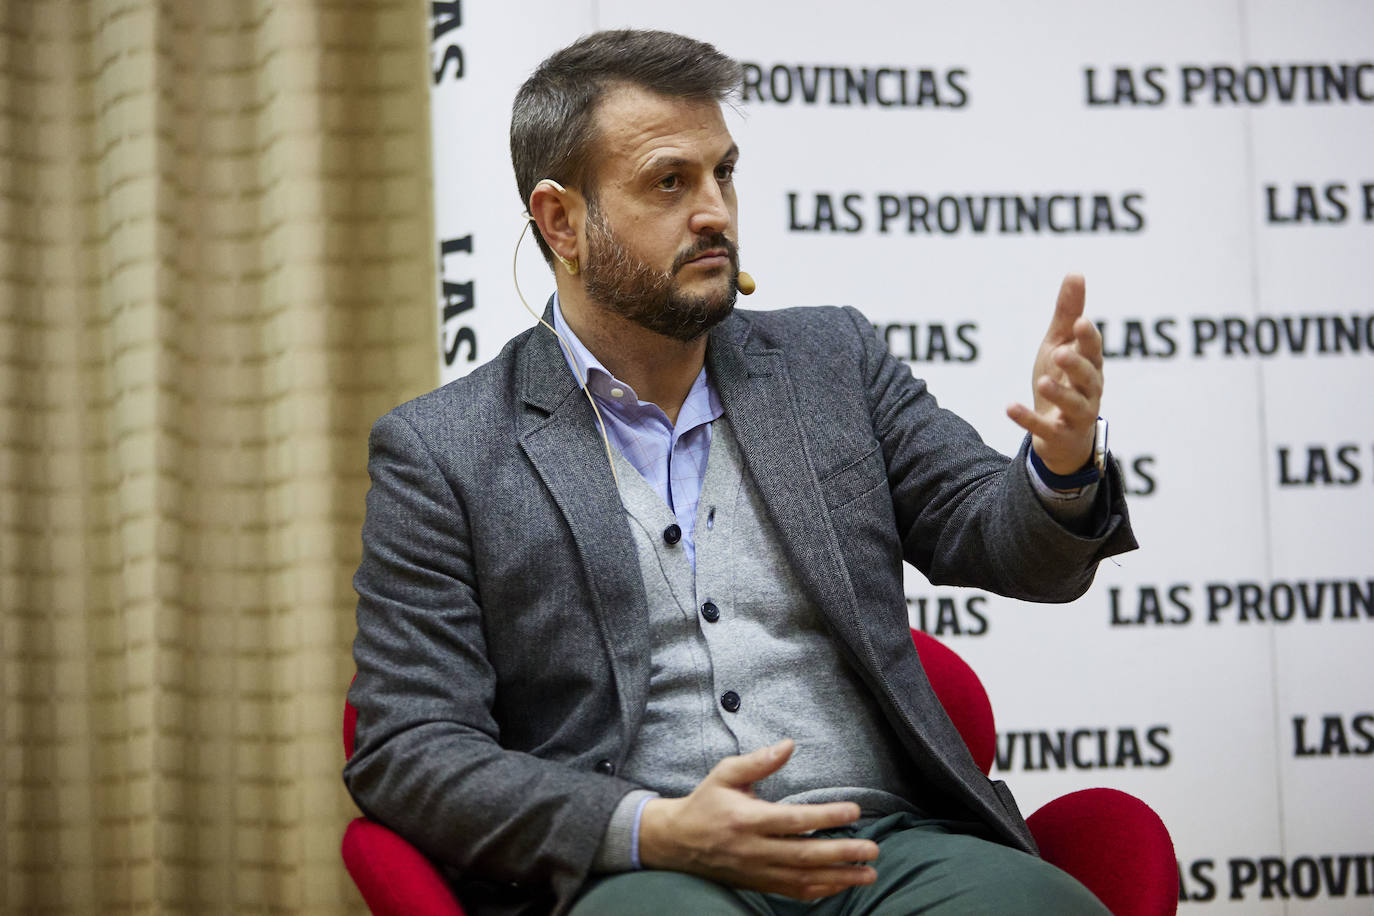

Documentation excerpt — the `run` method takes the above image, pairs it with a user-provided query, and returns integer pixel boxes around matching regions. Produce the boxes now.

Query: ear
[528,180,583,265]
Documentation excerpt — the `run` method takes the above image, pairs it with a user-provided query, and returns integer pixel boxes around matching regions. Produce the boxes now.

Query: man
[346,29,1136,916]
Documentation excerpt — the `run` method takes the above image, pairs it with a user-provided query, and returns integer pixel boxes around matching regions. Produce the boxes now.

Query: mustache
[671,234,738,273]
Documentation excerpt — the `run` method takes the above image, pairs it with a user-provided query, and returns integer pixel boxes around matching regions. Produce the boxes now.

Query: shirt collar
[551,294,636,402]
[550,295,722,428]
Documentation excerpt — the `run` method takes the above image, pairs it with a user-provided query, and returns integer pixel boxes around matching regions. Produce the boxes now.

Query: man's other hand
[637,739,879,900]
[1006,273,1103,475]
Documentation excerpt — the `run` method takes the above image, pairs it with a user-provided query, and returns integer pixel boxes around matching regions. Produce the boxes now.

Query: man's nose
[688,181,731,235]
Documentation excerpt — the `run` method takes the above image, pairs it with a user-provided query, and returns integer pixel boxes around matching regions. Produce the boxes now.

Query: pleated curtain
[1,1,437,911]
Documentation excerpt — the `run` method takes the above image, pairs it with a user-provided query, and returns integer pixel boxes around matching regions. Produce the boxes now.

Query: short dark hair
[511,30,742,264]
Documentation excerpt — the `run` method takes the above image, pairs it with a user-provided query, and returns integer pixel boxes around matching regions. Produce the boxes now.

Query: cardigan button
[700,601,720,623]
[720,691,741,713]
[594,759,615,775]
[662,524,682,546]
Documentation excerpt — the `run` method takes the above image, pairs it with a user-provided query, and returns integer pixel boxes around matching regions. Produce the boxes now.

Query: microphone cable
[513,216,621,488]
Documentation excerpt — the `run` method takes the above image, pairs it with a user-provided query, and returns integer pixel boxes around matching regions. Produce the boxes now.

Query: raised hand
[1006,273,1103,475]
[637,739,879,900]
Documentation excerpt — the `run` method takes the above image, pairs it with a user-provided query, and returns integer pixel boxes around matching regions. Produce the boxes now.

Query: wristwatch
[1030,417,1108,490]
[1092,416,1108,474]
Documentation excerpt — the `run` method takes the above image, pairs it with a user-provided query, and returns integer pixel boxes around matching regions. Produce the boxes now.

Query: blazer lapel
[516,313,651,735]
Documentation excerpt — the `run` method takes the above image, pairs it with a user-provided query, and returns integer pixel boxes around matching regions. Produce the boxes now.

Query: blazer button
[594,759,615,775]
[700,601,720,623]
[662,524,682,546]
[720,690,741,713]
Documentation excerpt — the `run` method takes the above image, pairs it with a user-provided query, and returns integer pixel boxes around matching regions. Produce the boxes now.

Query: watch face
[1094,417,1109,472]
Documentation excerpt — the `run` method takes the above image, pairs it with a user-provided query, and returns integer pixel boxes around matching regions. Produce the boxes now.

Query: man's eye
[657,175,680,190]
[716,163,736,182]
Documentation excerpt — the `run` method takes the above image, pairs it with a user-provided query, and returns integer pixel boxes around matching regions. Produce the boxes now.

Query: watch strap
[1029,446,1103,490]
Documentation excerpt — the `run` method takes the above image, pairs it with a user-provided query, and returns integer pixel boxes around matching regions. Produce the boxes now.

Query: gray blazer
[345,304,1137,915]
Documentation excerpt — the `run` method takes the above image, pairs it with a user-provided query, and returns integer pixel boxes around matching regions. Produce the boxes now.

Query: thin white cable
[513,217,621,488]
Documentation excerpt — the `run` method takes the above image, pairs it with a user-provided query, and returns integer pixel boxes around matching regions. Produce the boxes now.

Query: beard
[581,199,739,343]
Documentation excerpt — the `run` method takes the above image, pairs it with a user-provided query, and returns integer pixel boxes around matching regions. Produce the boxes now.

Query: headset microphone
[737,271,756,296]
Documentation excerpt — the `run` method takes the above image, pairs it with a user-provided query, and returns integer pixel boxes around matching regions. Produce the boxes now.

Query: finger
[1036,375,1095,425]
[798,885,856,902]
[1006,402,1059,442]
[709,739,794,788]
[1073,315,1103,370]
[1051,348,1103,402]
[797,882,867,902]
[788,866,878,900]
[1045,273,1086,341]
[743,800,863,836]
[746,864,877,900]
[752,836,881,867]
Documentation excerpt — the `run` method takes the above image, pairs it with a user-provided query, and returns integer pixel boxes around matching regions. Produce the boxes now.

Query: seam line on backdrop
[1237,0,1287,865]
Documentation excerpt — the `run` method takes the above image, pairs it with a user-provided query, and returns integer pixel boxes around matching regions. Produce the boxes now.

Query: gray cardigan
[344,304,1137,915]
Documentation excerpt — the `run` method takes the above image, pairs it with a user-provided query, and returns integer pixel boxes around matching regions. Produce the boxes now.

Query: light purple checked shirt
[552,297,723,567]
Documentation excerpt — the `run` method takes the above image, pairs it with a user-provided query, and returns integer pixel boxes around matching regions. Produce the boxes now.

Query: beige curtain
[2,1,437,911]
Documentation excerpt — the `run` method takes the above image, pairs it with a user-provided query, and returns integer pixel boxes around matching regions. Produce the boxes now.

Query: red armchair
[341,696,468,915]
[909,630,1178,916]
[342,632,1178,915]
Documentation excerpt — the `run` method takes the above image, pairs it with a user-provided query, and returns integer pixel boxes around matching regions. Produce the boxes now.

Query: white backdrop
[428,2,1374,911]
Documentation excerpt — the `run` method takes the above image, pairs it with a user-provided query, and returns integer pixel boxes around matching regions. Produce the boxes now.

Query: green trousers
[569,813,1110,915]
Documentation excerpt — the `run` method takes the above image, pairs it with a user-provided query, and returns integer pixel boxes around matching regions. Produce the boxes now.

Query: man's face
[578,85,741,343]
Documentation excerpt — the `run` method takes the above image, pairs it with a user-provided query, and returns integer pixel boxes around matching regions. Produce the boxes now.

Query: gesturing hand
[637,739,879,901]
[1006,273,1104,475]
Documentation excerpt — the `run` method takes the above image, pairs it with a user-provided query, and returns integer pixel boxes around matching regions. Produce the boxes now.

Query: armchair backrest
[344,676,358,758]
[909,629,997,774]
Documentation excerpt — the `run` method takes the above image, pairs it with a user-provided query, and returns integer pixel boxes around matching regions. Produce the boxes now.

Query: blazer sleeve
[343,409,635,906]
[845,306,1138,601]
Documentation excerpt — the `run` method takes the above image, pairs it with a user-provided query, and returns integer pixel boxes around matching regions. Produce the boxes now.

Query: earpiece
[530,179,579,275]
[737,271,756,296]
